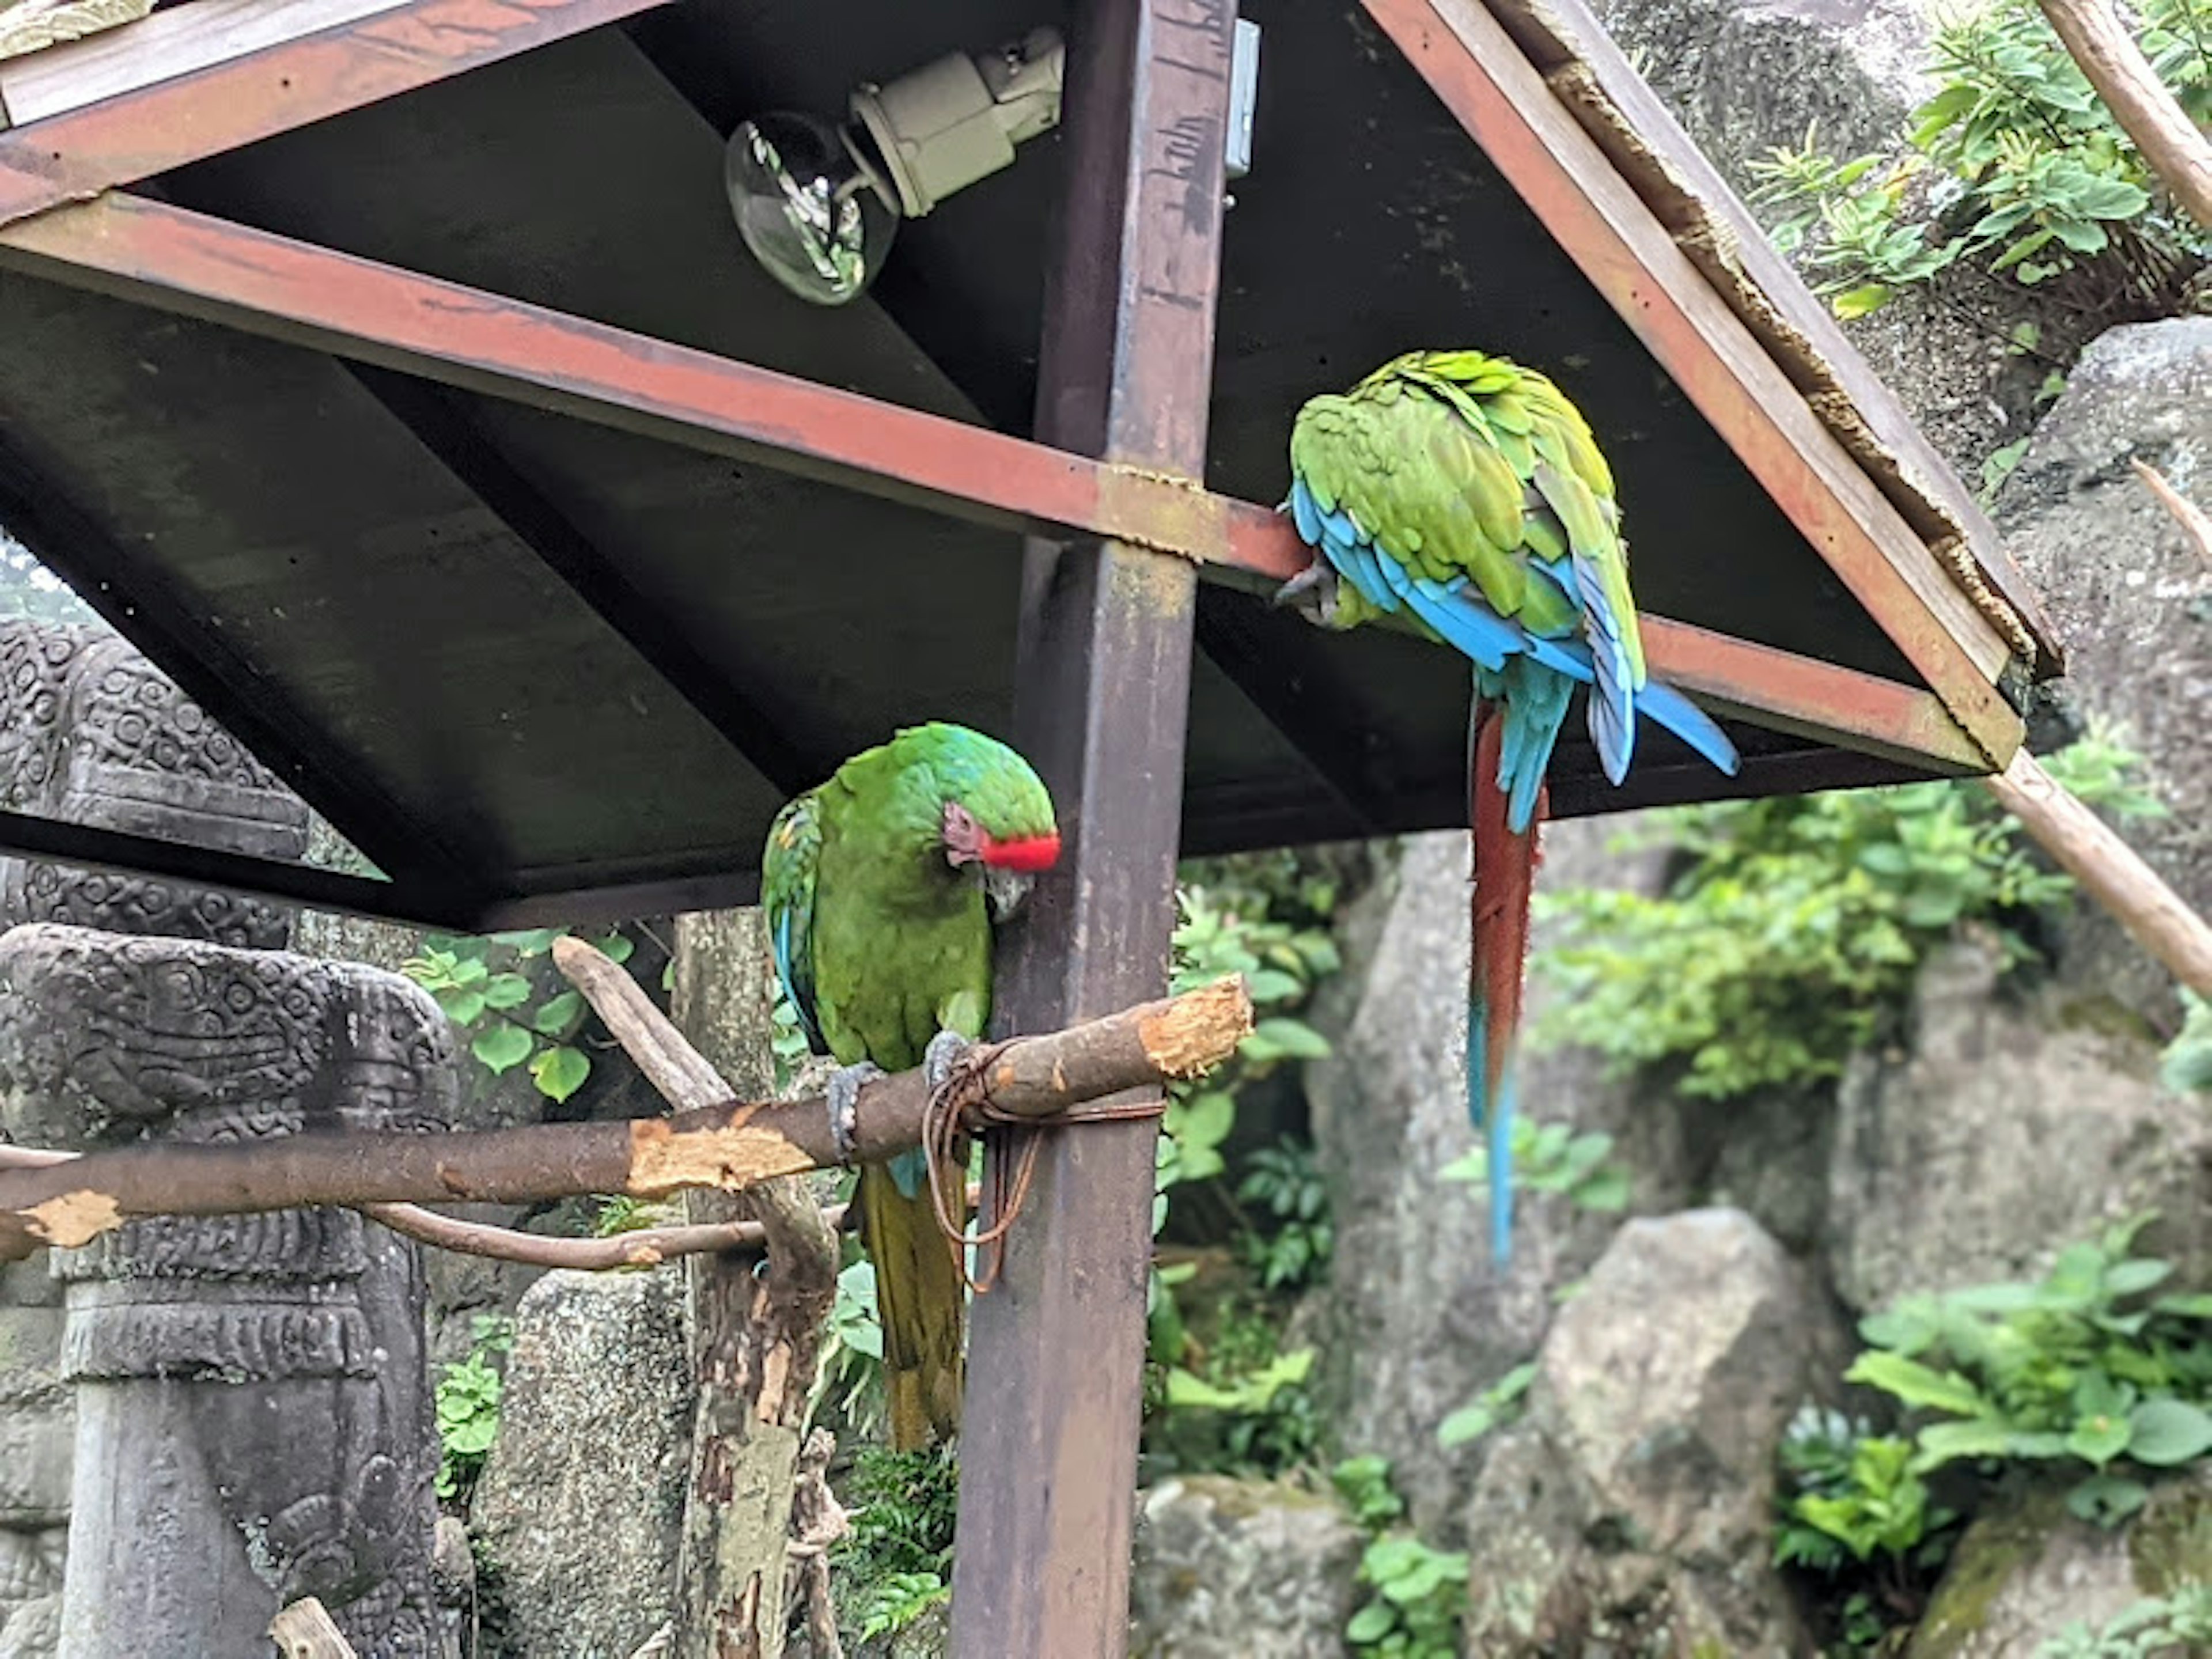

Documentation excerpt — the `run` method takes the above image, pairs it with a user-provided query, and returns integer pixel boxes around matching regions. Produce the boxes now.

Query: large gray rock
[1301,828,1692,1532]
[1460,1209,1843,1657]
[1906,1474,2212,1658]
[1127,1475,1365,1659]
[1828,939,2212,1314]
[1990,319,2212,1019]
[471,1268,695,1659]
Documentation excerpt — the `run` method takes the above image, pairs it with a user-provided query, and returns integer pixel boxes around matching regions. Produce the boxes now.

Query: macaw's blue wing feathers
[762,791,830,1056]
[1632,679,1743,778]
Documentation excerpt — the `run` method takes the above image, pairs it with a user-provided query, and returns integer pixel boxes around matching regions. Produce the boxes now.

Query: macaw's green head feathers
[887,722,1056,921]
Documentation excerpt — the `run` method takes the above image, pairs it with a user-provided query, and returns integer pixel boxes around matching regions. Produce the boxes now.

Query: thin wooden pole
[948,3,1235,1656]
[1982,749,2212,998]
[2035,0,2212,233]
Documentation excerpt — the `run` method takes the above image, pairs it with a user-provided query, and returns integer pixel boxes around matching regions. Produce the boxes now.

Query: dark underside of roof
[0,0,1944,925]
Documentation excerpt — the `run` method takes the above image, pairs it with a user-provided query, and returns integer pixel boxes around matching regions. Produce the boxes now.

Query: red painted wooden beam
[0,191,1987,774]
[0,0,667,230]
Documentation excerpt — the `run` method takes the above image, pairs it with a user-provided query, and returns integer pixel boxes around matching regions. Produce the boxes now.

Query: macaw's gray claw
[1271,560,1340,626]
[825,1060,884,1164]
[923,1029,972,1097]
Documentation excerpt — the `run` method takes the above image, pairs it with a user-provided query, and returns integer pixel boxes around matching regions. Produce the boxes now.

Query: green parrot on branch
[1276,349,1743,1262]
[760,722,1060,1449]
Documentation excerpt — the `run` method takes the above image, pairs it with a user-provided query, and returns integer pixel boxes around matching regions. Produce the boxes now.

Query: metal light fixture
[726,27,1069,306]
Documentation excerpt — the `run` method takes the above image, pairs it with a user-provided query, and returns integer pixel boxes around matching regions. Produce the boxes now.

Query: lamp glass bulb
[725,112,899,306]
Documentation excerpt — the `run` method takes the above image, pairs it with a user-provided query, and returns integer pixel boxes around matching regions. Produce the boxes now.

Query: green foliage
[811,1255,887,1439]
[1748,0,2210,318]
[1772,1406,1959,1654]
[1533,734,2161,1100]
[405,927,645,1104]
[1149,1294,1325,1478]
[854,1572,949,1643]
[835,1445,958,1643]
[1847,1216,2212,1527]
[1435,1362,1537,1451]
[1237,1139,1334,1292]
[2038,1586,2212,1658]
[1438,1119,1630,1214]
[1330,1459,1465,1658]
[434,1315,515,1503]
[2162,991,2212,1094]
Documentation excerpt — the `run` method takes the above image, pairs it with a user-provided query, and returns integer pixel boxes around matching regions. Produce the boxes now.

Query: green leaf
[1345,1603,1397,1644]
[2104,1259,2173,1298]
[481,973,533,1011]
[531,1045,592,1103]
[437,988,488,1025]
[1248,1018,1331,1061]
[533,990,586,1036]
[471,1026,533,1074]
[2066,1412,2133,1467]
[594,931,636,966]
[2127,1399,2212,1466]
[1243,968,1304,1004]
[1847,1351,1990,1417]
[2067,1472,2149,1527]
[1914,1419,2017,1468]
[1831,282,1892,319]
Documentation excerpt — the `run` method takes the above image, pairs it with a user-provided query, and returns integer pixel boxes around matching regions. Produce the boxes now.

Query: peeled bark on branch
[0,975,1250,1262]
[2035,0,2212,233]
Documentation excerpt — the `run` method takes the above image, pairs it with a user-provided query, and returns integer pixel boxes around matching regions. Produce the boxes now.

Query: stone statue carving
[0,926,456,1657]
[0,622,307,950]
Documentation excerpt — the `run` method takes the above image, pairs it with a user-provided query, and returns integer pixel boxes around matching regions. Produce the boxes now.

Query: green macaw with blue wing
[760,722,1059,1449]
[1277,349,1742,1260]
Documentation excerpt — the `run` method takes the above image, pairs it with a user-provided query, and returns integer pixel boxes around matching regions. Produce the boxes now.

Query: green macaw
[1276,349,1742,1261]
[760,721,1060,1449]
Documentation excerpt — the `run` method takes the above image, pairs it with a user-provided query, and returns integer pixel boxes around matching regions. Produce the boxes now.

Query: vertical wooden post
[948,2,1235,1656]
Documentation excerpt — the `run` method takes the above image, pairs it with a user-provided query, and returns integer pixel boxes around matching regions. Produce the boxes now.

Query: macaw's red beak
[981,831,1061,874]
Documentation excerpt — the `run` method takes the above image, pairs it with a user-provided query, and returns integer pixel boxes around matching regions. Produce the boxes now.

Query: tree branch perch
[0,976,1251,1262]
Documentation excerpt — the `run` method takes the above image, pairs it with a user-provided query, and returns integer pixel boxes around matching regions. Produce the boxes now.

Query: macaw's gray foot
[923,1029,972,1097]
[1270,560,1340,627]
[825,1060,885,1164]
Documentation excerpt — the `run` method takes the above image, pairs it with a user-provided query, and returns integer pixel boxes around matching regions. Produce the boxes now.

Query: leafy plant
[1772,1405,1959,1653]
[1748,0,2210,319]
[1436,1361,1537,1451]
[854,1571,949,1643]
[2039,1585,2212,1658]
[405,927,645,1104]
[434,1314,515,1502]
[1848,1215,2212,1527]
[1147,1291,1325,1478]
[834,1444,959,1642]
[1438,1119,1630,1214]
[1330,1459,1465,1658]
[811,1255,887,1438]
[2162,990,2212,1094]
[1533,734,2161,1100]
[1237,1139,1334,1291]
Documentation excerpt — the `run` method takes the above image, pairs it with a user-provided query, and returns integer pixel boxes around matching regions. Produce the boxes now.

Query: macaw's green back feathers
[1284,349,1742,1264]
[760,722,1057,1450]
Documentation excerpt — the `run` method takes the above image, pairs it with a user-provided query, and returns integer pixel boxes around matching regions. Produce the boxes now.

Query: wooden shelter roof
[0,0,2055,930]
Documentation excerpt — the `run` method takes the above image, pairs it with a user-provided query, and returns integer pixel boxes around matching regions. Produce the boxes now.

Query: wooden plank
[0,193,2008,777]
[0,0,666,227]
[0,0,409,122]
[1361,0,2024,764]
[948,2,1234,1655]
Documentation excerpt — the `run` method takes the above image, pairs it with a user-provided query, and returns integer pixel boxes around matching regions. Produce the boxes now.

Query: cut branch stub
[0,976,1252,1262]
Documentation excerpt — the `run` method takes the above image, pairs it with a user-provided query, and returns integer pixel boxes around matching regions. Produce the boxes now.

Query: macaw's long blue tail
[1467,667,1565,1266]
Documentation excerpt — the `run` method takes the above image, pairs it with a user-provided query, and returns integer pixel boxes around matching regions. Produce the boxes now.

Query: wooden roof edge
[1486,0,2065,680]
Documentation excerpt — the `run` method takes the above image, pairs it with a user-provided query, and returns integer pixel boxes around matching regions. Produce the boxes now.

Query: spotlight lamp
[727,18,1262,306]
[726,26,1067,307]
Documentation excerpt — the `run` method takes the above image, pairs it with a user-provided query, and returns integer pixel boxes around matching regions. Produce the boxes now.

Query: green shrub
[406,926,652,1104]
[1533,736,2161,1100]
[1329,1459,1465,1658]
[1749,0,2210,318]
[434,1314,515,1503]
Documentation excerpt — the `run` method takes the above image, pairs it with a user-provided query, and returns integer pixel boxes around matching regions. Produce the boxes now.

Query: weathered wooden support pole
[2034,0,2212,234]
[949,3,1235,1656]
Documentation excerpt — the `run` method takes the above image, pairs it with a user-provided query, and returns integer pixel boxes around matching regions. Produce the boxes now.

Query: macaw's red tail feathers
[858,1157,969,1450]
[1469,702,1543,1266]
